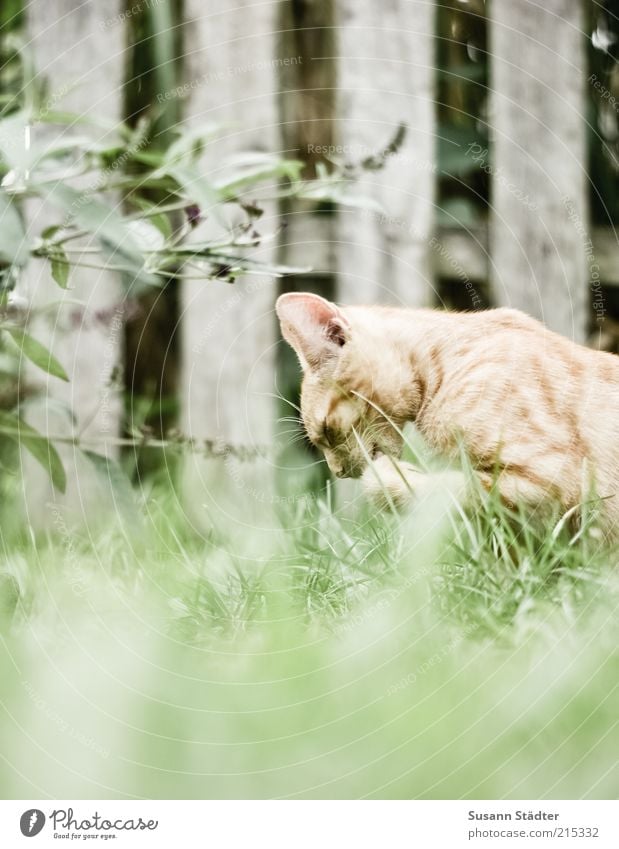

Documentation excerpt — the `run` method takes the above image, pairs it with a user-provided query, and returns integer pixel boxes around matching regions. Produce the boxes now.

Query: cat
[276,291,619,531]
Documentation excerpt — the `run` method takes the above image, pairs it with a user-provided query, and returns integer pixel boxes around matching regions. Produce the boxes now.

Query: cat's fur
[276,292,619,531]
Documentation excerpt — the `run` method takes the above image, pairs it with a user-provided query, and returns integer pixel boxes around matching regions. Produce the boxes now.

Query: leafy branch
[0,58,403,496]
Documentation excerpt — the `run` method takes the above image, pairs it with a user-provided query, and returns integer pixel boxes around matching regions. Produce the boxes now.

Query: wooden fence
[17,0,617,524]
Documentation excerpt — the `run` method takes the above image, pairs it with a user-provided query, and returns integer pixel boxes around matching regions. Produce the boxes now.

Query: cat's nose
[332,463,360,479]
[328,459,345,477]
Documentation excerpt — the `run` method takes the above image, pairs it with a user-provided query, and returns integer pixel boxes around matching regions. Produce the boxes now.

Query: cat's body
[276,293,619,531]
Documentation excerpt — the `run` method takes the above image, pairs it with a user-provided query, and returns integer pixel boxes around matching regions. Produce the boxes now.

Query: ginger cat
[276,292,619,531]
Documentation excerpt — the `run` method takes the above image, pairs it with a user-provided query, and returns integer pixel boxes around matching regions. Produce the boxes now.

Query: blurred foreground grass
[0,472,618,799]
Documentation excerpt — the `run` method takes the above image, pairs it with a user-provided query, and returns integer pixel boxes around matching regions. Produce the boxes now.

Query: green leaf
[129,149,166,168]
[43,182,143,260]
[4,328,69,381]
[0,110,30,174]
[35,109,120,134]
[42,182,160,287]
[28,134,96,170]
[41,224,61,240]
[215,154,304,198]
[147,213,172,241]
[167,163,223,224]
[130,197,172,241]
[0,190,30,266]
[164,122,220,166]
[50,248,70,288]
[296,179,385,214]
[0,410,66,493]
[0,109,93,176]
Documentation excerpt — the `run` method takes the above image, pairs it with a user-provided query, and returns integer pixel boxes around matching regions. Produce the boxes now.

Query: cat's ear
[275,292,350,371]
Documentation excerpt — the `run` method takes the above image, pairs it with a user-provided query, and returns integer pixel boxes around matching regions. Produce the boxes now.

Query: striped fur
[276,293,619,532]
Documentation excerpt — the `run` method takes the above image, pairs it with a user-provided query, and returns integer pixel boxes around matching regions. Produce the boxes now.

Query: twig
[0,425,272,460]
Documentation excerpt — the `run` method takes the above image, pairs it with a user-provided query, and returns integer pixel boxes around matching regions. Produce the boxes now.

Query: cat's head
[276,292,403,478]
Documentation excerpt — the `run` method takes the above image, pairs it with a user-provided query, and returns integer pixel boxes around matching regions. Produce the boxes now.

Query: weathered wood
[588,228,619,289]
[273,0,339,502]
[490,0,588,341]
[432,227,488,286]
[20,0,125,526]
[335,0,436,306]
[277,0,337,285]
[180,0,281,528]
[332,0,436,511]
[434,225,619,293]
[281,222,619,296]
[278,0,336,180]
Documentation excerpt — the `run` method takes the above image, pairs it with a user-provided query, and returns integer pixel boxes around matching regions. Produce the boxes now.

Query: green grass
[0,463,618,799]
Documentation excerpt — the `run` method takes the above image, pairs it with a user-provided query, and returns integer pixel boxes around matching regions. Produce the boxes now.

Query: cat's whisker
[280,428,314,446]
[278,430,309,443]
[266,383,302,414]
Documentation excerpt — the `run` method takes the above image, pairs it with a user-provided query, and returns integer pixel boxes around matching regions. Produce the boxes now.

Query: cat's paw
[361,454,424,510]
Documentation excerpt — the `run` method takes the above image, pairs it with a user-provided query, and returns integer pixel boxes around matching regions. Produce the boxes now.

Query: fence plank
[180,1,281,528]
[332,0,436,511]
[335,0,436,306]
[20,0,125,526]
[277,0,337,287]
[490,0,588,341]
[432,225,619,291]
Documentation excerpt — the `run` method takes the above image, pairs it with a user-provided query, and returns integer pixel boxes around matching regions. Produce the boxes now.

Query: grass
[0,456,618,799]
